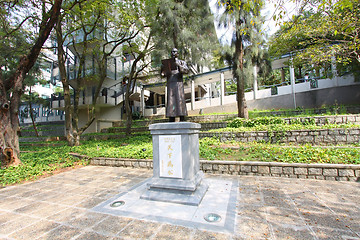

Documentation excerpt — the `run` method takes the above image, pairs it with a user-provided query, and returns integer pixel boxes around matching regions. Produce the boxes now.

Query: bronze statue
[161,48,189,122]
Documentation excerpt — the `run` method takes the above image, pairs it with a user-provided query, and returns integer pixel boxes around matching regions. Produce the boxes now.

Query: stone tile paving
[0,166,359,240]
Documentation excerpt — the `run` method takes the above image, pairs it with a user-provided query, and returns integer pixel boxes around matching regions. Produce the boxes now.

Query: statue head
[171,48,178,58]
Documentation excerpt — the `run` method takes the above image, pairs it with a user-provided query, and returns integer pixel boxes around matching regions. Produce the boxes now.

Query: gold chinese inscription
[159,135,182,178]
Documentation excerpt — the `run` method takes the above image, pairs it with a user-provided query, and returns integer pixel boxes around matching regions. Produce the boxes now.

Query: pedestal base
[146,171,204,191]
[140,180,208,206]
[143,122,208,206]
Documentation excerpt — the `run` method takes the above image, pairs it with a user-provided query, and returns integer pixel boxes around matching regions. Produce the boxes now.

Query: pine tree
[151,0,218,69]
[219,0,267,119]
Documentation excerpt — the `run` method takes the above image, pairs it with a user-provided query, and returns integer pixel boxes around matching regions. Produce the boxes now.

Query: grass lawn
[4,111,360,186]
[1,145,87,186]
[199,138,360,165]
[2,134,358,186]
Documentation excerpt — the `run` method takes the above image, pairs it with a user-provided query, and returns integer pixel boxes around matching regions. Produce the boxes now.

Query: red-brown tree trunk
[0,0,63,168]
[0,90,22,167]
[0,114,22,167]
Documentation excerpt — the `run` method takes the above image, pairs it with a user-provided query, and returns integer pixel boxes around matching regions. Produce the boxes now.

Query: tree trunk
[0,0,63,167]
[29,101,39,137]
[71,131,81,146]
[0,97,22,167]
[0,117,22,168]
[236,74,248,119]
[234,27,248,119]
[1,71,24,167]
[125,91,132,136]
[28,87,39,137]
[56,19,75,146]
[63,84,75,146]
[72,88,80,137]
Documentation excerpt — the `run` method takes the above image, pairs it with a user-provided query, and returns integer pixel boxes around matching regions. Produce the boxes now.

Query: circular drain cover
[110,201,125,208]
[204,213,222,222]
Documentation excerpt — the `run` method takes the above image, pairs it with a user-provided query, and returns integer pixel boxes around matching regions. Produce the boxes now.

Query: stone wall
[82,155,360,182]
[107,114,360,133]
[201,161,360,182]
[187,114,237,122]
[102,127,149,133]
[256,106,360,117]
[111,114,237,128]
[20,128,65,137]
[89,157,153,169]
[199,114,360,132]
[200,128,360,145]
[199,122,228,131]
[112,119,167,127]
[20,136,66,142]
[222,114,360,126]
[20,122,65,137]
[106,115,360,133]
[282,114,360,125]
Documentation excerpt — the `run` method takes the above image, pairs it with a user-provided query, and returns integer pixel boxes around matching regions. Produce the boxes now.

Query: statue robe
[161,58,189,118]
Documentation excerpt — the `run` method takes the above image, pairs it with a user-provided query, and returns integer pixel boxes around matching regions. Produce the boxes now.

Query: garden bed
[201,128,360,145]
[8,122,360,186]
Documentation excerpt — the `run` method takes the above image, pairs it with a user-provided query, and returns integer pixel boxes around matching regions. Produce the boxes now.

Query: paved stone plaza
[0,166,359,239]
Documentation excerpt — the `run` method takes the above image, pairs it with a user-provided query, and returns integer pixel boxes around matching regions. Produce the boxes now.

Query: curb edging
[69,153,360,182]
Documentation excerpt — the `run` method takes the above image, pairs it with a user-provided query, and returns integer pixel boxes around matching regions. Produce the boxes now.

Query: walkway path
[0,166,359,239]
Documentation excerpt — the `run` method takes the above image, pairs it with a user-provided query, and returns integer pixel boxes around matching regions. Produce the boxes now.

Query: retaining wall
[20,136,66,142]
[101,127,149,133]
[200,128,360,145]
[282,114,360,125]
[111,114,237,128]
[201,161,360,182]
[256,106,360,117]
[200,114,360,131]
[79,155,360,182]
[20,128,65,137]
[188,114,237,122]
[20,122,65,137]
[105,115,360,133]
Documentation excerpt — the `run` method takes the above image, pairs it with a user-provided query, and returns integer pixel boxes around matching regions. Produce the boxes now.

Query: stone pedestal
[140,122,208,206]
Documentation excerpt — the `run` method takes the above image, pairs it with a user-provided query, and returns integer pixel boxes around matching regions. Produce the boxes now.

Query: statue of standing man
[161,48,189,122]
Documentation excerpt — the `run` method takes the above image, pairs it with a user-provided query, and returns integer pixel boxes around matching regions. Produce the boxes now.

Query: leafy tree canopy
[0,0,55,95]
[216,0,270,119]
[269,0,359,67]
[151,0,218,69]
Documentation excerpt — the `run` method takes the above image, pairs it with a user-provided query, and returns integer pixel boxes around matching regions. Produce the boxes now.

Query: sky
[208,0,297,45]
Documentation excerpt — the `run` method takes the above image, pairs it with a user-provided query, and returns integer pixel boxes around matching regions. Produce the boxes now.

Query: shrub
[228,116,285,128]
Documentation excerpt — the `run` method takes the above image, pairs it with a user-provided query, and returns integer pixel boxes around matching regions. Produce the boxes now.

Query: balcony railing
[51,57,134,82]
[63,28,107,46]
[50,83,147,109]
